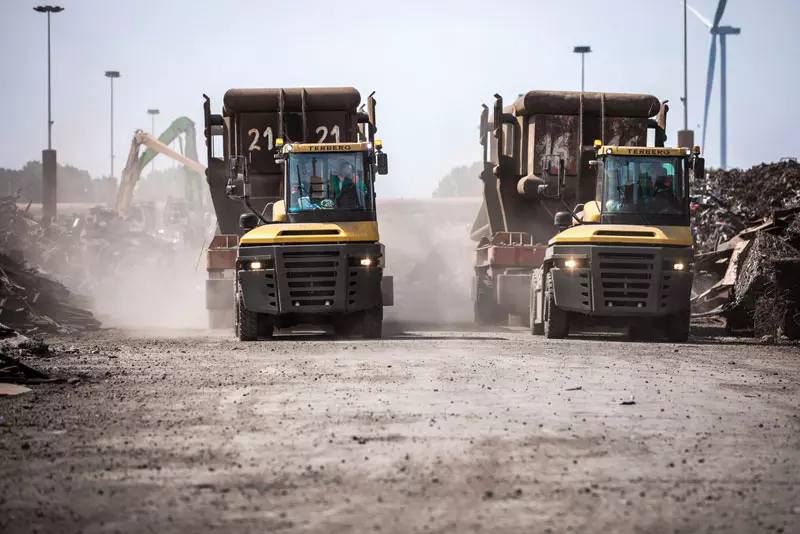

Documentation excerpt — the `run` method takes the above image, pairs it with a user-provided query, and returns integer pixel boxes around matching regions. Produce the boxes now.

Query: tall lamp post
[33,5,64,224]
[573,46,592,92]
[678,1,695,150]
[147,108,160,136]
[105,71,120,179]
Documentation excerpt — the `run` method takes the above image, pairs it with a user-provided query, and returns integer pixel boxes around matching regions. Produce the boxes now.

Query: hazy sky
[1,0,797,197]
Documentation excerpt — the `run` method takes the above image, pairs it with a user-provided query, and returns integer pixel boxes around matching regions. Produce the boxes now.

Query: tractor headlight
[673,261,686,271]
[560,257,585,269]
[349,256,378,267]
[237,257,274,270]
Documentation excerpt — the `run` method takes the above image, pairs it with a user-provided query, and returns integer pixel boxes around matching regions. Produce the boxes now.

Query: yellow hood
[240,221,379,245]
[552,224,693,247]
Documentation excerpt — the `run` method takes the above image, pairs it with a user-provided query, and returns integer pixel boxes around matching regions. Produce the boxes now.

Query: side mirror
[239,213,259,231]
[554,211,573,232]
[309,175,325,201]
[377,152,389,175]
[693,157,705,180]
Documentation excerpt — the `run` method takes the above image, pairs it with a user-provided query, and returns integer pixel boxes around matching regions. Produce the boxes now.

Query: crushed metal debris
[691,162,800,341]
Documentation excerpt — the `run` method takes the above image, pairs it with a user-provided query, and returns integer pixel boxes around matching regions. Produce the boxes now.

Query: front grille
[282,250,340,308]
[597,251,656,310]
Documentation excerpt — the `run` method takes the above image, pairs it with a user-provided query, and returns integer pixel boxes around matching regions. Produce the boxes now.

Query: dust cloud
[57,198,481,332]
[47,206,212,332]
[378,197,481,327]
[87,245,208,330]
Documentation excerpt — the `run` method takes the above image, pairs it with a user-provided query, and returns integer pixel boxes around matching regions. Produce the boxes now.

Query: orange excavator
[115,117,206,218]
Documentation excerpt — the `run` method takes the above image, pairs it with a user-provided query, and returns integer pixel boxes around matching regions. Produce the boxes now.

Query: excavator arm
[115,118,207,218]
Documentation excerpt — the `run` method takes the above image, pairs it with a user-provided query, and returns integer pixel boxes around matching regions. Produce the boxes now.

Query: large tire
[530,274,544,336]
[333,314,357,337]
[665,308,690,342]
[474,269,504,325]
[235,292,259,342]
[544,272,569,339]
[361,306,383,339]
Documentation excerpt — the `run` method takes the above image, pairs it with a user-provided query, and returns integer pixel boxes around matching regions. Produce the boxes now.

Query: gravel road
[1,325,798,533]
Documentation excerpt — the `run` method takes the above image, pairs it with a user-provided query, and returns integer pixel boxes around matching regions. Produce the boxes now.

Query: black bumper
[237,243,383,315]
[550,245,693,317]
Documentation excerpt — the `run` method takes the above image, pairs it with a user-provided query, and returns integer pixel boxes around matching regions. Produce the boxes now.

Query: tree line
[432,162,482,198]
[0,161,191,205]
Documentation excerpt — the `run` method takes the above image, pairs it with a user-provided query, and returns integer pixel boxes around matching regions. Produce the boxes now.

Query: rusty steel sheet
[511,91,661,118]
[223,87,361,113]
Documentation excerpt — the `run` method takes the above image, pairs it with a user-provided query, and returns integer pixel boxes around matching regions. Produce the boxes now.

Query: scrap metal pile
[0,194,184,337]
[0,322,56,389]
[691,161,800,340]
[0,195,100,335]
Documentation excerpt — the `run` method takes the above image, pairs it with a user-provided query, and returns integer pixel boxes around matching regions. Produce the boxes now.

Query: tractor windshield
[286,152,374,215]
[600,155,688,225]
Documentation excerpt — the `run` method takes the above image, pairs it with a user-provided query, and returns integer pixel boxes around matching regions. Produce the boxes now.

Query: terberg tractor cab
[203,87,393,341]
[530,143,705,341]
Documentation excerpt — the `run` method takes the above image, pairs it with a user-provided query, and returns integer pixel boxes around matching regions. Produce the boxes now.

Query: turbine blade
[712,0,728,28]
[685,2,713,28]
[702,37,717,151]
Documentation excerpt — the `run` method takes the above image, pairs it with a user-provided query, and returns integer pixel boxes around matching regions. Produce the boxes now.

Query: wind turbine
[691,0,740,170]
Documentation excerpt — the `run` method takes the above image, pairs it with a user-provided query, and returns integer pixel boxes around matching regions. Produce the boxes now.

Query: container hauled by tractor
[203,87,393,340]
[470,90,705,341]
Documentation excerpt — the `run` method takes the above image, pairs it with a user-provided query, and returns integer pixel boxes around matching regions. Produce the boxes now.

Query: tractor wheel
[530,275,544,336]
[665,308,691,343]
[544,272,569,339]
[361,306,383,339]
[235,292,259,342]
[474,269,504,325]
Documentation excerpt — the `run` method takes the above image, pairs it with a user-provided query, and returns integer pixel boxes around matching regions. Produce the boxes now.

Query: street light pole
[147,108,160,136]
[573,46,592,92]
[33,5,64,224]
[34,6,63,149]
[677,1,699,151]
[105,71,120,179]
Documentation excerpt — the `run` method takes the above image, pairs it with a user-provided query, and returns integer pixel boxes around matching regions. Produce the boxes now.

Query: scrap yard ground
[1,325,798,533]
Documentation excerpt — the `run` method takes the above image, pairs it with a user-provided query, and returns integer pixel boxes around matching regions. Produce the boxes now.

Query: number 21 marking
[247,127,274,151]
[316,125,340,143]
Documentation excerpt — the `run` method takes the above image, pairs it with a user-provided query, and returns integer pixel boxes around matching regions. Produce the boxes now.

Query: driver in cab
[652,166,676,213]
[332,162,367,209]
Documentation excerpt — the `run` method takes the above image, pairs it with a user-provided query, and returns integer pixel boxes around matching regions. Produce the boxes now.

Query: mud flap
[381,275,394,307]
